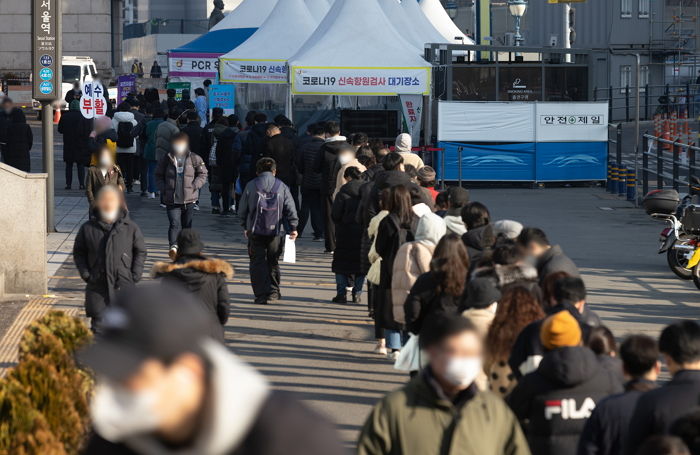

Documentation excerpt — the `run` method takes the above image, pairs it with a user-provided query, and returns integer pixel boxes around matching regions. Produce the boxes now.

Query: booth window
[620,65,632,93]
[621,0,632,17]
[638,0,650,18]
[451,67,497,101]
[640,65,649,92]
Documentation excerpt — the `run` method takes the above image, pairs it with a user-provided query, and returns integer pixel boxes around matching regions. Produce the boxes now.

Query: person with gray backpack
[239,157,298,305]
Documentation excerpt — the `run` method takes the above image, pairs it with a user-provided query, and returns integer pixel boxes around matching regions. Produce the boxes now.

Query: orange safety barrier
[53,108,61,125]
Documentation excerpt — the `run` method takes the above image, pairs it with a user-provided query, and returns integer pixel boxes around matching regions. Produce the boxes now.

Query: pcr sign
[80,80,108,119]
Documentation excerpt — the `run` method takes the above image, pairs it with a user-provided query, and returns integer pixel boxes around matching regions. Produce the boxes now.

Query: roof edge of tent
[169,27,258,54]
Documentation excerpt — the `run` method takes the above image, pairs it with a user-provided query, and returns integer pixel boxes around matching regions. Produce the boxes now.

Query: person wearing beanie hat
[58,97,93,189]
[508,310,622,455]
[493,219,524,240]
[152,228,233,342]
[394,133,424,170]
[417,165,439,201]
[539,311,582,351]
[461,276,501,339]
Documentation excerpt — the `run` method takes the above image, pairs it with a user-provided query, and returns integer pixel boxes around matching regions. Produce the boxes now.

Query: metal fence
[641,133,700,196]
[594,83,700,122]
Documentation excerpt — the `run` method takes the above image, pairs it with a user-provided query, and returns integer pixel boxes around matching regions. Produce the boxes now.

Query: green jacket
[358,373,531,455]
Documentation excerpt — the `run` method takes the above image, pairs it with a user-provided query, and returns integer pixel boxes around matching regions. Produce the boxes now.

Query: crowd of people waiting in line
[8,83,690,455]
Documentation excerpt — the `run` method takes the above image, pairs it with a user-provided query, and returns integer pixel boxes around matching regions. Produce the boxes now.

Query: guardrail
[641,133,700,196]
[594,83,700,122]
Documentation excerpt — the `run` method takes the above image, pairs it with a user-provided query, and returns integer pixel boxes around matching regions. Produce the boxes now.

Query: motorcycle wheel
[667,245,693,280]
[693,265,700,290]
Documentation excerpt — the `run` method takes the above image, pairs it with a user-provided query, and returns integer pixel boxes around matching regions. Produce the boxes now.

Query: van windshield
[62,65,81,83]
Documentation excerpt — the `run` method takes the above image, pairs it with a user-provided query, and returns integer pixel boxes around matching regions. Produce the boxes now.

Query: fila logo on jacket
[544,397,596,420]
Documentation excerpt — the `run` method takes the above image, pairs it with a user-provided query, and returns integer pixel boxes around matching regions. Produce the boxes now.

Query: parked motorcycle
[644,189,700,280]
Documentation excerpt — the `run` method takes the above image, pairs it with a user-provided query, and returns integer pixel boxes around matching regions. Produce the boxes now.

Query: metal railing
[641,133,700,196]
[594,83,700,122]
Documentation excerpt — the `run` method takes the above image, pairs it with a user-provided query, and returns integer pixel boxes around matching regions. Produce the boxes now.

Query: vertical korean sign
[399,95,423,146]
[79,80,108,119]
[32,0,62,100]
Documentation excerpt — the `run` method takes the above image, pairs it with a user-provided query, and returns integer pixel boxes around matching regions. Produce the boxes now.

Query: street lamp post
[508,0,528,48]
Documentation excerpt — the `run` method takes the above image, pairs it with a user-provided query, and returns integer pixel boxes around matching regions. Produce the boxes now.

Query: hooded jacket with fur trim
[153,256,232,341]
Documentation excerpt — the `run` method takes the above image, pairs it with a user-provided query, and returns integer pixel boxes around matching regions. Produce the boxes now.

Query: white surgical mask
[101,208,120,223]
[99,155,112,168]
[338,153,352,166]
[443,356,482,388]
[90,382,161,442]
[173,142,187,155]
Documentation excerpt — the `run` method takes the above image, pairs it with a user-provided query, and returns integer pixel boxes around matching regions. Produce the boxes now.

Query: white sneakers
[147,192,156,199]
[388,350,400,361]
[373,340,388,356]
[168,245,178,260]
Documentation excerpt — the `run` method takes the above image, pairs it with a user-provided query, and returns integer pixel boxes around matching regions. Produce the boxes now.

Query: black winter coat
[265,134,296,188]
[314,137,347,195]
[58,110,92,164]
[241,123,268,183]
[462,224,496,270]
[73,210,147,317]
[404,272,464,335]
[577,379,657,455]
[214,124,239,184]
[331,180,363,275]
[507,346,623,455]
[153,255,232,342]
[625,370,700,455]
[358,170,432,226]
[0,111,10,152]
[297,136,324,190]
[508,302,602,380]
[182,120,205,162]
[4,110,32,172]
[537,245,580,282]
[375,213,418,330]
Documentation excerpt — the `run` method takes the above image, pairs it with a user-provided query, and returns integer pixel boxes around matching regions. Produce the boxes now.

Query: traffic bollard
[607,162,613,192]
[618,165,627,196]
[626,169,636,201]
[611,165,619,194]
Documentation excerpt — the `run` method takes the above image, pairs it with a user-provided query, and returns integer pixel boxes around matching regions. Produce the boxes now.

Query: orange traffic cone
[53,108,61,124]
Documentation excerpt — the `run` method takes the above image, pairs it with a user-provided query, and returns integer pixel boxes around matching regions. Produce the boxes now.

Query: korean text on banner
[80,80,108,119]
[291,67,430,95]
[208,84,236,110]
[220,59,288,83]
[535,102,608,142]
[166,82,192,101]
[168,54,220,78]
[399,95,423,146]
[117,74,137,103]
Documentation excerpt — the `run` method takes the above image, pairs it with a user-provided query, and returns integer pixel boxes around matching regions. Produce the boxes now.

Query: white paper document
[282,235,296,263]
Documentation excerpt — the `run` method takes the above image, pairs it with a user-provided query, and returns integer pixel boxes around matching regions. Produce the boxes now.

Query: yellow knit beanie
[540,311,582,350]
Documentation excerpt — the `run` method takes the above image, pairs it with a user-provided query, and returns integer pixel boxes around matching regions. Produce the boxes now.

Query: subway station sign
[32,0,62,101]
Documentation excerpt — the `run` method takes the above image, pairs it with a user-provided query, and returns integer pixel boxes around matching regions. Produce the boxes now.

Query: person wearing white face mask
[79,286,344,455]
[358,314,530,455]
[155,131,208,259]
[86,146,126,209]
[73,185,147,333]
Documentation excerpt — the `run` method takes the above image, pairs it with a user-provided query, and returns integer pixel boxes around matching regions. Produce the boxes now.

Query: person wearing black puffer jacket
[240,113,269,189]
[73,185,147,333]
[296,123,325,240]
[152,229,232,342]
[460,202,496,272]
[314,121,348,252]
[4,108,33,172]
[507,311,622,455]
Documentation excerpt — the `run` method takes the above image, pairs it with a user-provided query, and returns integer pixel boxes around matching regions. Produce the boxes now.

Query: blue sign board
[40,54,53,67]
[208,84,235,110]
[39,68,53,81]
[39,81,53,94]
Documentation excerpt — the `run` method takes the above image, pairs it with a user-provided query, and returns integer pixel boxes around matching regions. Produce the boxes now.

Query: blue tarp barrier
[436,141,607,182]
[535,142,607,182]
[436,142,536,181]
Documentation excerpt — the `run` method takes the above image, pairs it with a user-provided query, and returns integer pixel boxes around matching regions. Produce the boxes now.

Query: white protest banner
[291,67,430,95]
[399,94,423,146]
[220,59,288,83]
[80,80,108,119]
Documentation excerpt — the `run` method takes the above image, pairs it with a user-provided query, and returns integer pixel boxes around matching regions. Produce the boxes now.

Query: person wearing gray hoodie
[444,186,469,236]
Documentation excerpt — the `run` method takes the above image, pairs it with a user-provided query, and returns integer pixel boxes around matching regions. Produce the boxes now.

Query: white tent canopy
[305,0,330,23]
[401,0,451,47]
[219,0,317,83]
[379,0,424,53]
[210,0,278,32]
[419,0,474,45]
[289,0,431,95]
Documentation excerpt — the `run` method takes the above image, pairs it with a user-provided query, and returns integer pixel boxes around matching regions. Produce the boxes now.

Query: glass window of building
[620,65,632,93]
[638,0,650,18]
[621,0,632,17]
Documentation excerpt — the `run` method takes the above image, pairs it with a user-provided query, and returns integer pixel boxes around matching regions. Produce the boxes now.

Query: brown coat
[391,241,434,324]
[85,165,125,207]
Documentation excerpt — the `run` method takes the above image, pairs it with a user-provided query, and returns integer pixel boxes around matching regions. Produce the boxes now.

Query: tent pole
[424,93,433,148]
[286,85,293,123]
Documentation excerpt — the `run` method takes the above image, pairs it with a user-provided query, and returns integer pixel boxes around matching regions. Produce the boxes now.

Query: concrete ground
[1,118,698,447]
